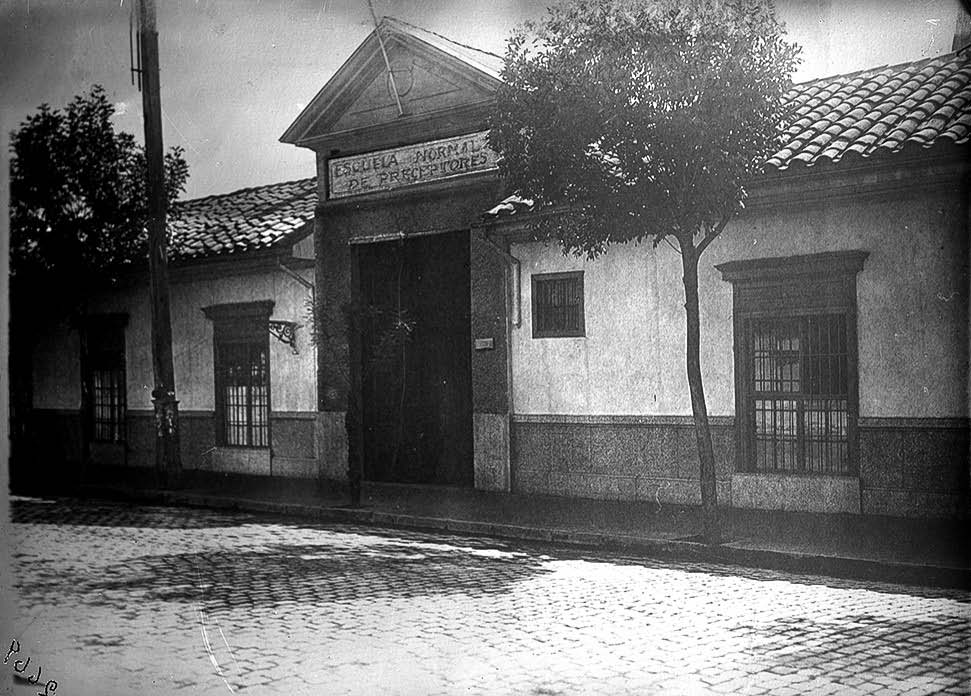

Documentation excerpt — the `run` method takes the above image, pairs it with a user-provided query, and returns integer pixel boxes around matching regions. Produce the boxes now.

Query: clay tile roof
[168,177,317,261]
[770,49,970,169]
[484,50,969,219]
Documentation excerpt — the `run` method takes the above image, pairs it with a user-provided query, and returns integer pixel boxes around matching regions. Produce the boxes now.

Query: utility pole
[137,0,182,488]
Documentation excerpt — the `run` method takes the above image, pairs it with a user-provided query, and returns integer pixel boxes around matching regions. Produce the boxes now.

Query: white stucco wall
[31,264,317,414]
[510,189,968,420]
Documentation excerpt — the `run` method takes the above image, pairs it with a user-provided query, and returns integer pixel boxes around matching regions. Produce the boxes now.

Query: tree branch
[661,235,681,255]
[695,209,734,256]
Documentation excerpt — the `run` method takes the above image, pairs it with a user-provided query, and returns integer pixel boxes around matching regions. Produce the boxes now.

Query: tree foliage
[490,0,800,257]
[490,0,800,542]
[10,85,189,291]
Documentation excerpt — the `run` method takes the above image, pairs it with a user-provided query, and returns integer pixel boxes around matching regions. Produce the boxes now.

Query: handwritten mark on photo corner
[5,639,59,695]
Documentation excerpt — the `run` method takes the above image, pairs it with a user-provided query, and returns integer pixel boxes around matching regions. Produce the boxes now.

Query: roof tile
[484,50,969,218]
[769,50,971,170]
[168,177,316,261]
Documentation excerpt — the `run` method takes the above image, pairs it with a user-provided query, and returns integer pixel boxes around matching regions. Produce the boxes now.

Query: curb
[74,485,970,591]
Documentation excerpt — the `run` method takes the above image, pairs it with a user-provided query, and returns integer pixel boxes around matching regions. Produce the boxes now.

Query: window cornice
[716,250,868,284]
[201,301,275,322]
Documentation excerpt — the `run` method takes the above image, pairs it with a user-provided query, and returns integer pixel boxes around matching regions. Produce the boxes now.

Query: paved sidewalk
[68,473,970,589]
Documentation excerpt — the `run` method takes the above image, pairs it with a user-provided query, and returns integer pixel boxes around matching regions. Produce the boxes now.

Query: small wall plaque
[474,337,495,351]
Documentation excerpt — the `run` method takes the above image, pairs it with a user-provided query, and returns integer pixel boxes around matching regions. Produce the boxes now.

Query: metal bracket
[268,320,300,355]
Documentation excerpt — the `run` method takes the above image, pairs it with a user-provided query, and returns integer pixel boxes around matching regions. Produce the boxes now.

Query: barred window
[86,318,127,443]
[532,271,584,338]
[216,340,269,447]
[203,301,274,449]
[717,251,867,477]
[747,314,850,474]
[92,366,126,442]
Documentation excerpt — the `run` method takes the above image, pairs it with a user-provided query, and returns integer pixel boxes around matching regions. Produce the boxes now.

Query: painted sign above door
[328,131,497,199]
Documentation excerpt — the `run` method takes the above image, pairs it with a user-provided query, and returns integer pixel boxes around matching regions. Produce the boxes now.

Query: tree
[490,0,799,543]
[10,84,188,294]
[9,85,189,485]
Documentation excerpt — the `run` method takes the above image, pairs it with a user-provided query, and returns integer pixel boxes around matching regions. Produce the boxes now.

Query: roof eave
[108,241,314,291]
[280,30,384,146]
[479,143,969,230]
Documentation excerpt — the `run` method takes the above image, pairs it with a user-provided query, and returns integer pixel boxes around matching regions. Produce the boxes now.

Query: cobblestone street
[4,497,970,695]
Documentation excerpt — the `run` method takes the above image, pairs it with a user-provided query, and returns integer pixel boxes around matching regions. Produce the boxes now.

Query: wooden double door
[358,230,472,485]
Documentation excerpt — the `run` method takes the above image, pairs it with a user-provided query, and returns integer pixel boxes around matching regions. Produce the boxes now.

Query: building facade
[281,19,511,490]
[21,18,968,519]
[19,179,320,486]
[488,152,967,517]
[282,19,969,518]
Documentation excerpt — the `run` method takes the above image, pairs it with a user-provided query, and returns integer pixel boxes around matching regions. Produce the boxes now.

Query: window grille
[216,340,269,447]
[532,271,585,338]
[716,250,867,478]
[85,319,127,443]
[203,301,275,449]
[747,314,850,474]
[92,366,126,442]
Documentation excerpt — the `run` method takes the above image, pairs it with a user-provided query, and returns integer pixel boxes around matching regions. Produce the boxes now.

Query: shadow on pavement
[753,613,971,682]
[11,496,970,603]
[82,540,555,606]
[9,496,267,529]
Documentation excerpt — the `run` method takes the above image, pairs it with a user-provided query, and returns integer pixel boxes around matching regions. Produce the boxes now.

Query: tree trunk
[679,241,720,544]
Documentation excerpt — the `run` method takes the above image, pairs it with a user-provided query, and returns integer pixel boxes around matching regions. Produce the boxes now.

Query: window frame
[531,271,586,339]
[82,314,129,444]
[716,251,867,477]
[203,301,274,449]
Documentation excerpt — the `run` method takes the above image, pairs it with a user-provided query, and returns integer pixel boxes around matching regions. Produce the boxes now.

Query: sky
[0,0,964,200]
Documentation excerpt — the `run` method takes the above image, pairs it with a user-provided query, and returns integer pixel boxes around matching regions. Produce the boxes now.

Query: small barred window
[531,271,585,338]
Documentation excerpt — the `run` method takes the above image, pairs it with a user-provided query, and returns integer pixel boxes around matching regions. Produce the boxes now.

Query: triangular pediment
[281,19,502,147]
